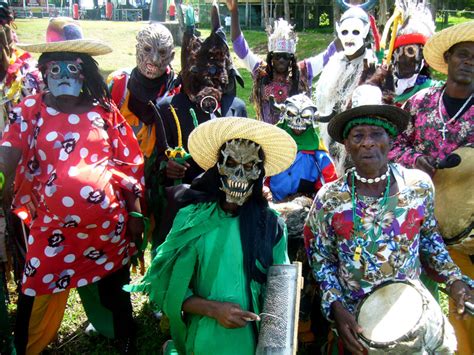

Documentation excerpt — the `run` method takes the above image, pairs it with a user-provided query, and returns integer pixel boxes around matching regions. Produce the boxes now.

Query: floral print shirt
[304,164,471,320]
[389,85,474,167]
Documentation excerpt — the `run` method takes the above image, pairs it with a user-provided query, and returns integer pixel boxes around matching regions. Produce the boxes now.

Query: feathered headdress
[394,0,435,49]
[383,0,435,63]
[267,19,297,54]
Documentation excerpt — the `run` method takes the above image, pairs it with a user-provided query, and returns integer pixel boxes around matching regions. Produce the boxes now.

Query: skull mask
[282,94,318,132]
[136,23,174,79]
[336,8,370,57]
[217,139,262,206]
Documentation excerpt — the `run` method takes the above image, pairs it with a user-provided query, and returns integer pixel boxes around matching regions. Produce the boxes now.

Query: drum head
[357,283,423,345]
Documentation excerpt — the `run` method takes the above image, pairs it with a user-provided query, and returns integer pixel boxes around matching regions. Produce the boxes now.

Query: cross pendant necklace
[437,88,473,141]
[438,124,449,141]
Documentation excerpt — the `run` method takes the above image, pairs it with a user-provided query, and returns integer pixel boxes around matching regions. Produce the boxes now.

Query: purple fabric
[232,33,249,60]
[323,41,337,66]
[46,20,84,43]
[305,41,337,90]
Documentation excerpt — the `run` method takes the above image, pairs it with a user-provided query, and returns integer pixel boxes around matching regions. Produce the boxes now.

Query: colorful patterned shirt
[389,85,474,167]
[0,48,42,134]
[304,164,471,320]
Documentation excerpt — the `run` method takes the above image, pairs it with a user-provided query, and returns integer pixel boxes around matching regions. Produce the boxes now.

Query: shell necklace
[351,166,390,184]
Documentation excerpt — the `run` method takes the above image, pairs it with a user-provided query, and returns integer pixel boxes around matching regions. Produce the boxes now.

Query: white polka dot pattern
[5,99,145,295]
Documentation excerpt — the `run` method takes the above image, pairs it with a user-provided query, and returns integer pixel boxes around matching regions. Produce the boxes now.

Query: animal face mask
[181,29,232,112]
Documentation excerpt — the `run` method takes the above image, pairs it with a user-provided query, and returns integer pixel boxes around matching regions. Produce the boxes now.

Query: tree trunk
[333,0,340,28]
[378,0,388,27]
[431,0,438,19]
[284,0,290,22]
[263,0,269,28]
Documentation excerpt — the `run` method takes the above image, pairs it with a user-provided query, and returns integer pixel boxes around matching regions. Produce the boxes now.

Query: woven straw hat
[18,17,112,56]
[328,85,410,143]
[423,21,474,74]
[188,117,297,176]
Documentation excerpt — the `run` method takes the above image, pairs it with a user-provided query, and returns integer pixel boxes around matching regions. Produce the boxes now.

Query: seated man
[304,85,473,354]
[127,117,297,354]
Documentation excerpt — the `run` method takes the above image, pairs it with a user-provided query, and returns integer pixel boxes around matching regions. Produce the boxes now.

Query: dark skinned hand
[213,302,259,329]
[414,155,436,177]
[165,159,190,179]
[127,215,144,248]
[331,301,365,355]
[449,280,473,319]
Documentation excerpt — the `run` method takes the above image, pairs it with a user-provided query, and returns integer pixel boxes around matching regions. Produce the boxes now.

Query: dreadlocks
[264,51,300,96]
[38,52,112,111]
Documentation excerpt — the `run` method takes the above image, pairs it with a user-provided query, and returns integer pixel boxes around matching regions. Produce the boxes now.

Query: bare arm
[0,146,21,181]
[226,0,241,42]
[225,0,260,72]
[123,189,144,243]
[182,296,259,328]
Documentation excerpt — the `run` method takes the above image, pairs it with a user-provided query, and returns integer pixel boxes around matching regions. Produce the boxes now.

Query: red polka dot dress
[1,94,145,296]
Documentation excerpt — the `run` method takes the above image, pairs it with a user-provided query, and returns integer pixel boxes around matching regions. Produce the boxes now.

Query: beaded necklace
[352,166,390,184]
[350,168,391,262]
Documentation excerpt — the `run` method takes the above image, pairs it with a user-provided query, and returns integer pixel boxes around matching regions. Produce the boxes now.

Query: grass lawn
[8,15,464,354]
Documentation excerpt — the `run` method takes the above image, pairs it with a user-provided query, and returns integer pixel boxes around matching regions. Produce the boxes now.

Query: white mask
[336,18,369,57]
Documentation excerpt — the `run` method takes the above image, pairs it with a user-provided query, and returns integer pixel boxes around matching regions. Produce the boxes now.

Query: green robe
[126,201,288,354]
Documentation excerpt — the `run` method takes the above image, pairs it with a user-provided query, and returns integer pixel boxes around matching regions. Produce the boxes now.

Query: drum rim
[355,280,425,349]
[443,221,473,245]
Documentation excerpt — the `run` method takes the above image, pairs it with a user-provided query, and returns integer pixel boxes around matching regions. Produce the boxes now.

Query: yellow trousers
[17,291,69,355]
[449,249,473,355]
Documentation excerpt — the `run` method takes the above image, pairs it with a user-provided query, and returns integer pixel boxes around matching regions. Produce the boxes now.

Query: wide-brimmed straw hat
[328,85,410,143]
[423,21,474,74]
[188,117,297,176]
[18,17,112,56]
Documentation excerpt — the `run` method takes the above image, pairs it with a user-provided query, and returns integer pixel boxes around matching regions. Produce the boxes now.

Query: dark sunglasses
[272,52,293,61]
